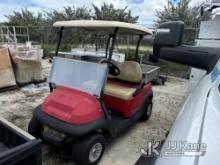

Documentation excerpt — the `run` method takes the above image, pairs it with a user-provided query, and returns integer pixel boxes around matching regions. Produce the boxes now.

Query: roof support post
[108,27,119,63]
[105,34,112,58]
[50,27,64,92]
[135,35,143,62]
[55,26,64,56]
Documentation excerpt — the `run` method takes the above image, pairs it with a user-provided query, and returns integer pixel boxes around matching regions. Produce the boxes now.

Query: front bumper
[33,105,107,137]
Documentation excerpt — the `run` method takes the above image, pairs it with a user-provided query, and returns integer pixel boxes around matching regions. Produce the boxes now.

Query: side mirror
[149,21,220,73]
[154,21,184,46]
[150,21,184,62]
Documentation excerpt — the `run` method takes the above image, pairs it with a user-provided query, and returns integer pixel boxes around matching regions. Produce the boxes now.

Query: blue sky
[0,0,203,26]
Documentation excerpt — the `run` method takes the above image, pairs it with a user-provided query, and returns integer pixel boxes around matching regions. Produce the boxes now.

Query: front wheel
[141,101,153,121]
[28,117,43,138]
[72,134,105,165]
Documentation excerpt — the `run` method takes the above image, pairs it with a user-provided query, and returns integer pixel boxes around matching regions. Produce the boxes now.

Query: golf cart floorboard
[109,109,144,137]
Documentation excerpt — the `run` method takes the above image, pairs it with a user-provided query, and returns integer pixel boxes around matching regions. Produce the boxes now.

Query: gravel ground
[0,67,188,165]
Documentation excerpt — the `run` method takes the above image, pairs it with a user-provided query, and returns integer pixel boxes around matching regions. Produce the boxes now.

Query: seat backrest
[111,61,143,83]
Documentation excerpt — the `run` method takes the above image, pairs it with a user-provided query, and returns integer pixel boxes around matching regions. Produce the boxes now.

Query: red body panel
[42,87,104,125]
[103,82,152,118]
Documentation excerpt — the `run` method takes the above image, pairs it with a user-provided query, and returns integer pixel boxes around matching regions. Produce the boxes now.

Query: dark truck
[0,117,42,165]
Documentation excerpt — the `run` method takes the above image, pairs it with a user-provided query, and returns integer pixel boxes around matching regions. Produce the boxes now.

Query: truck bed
[0,117,42,165]
[140,64,160,83]
[0,143,8,152]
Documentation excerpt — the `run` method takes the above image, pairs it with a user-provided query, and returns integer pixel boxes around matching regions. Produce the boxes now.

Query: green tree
[5,8,43,26]
[44,6,91,25]
[4,8,44,42]
[93,3,139,23]
[92,3,139,48]
[4,4,140,48]
[44,6,92,48]
[155,0,205,44]
[155,0,200,27]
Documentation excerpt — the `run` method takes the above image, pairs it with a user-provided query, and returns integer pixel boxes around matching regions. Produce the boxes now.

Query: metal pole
[13,26,17,43]
[135,35,143,62]
[0,27,4,42]
[105,34,112,58]
[49,27,64,92]
[7,27,9,43]
[27,27,29,41]
[108,27,119,63]
[126,36,130,61]
[55,27,64,56]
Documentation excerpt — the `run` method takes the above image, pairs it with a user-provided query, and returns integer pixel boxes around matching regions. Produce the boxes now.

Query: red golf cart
[28,20,154,165]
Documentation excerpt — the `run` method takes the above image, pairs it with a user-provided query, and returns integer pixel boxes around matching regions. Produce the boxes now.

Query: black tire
[72,134,105,165]
[141,101,153,121]
[28,117,43,138]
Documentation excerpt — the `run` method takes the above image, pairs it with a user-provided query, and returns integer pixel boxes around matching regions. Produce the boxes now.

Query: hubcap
[147,104,152,116]
[89,142,103,162]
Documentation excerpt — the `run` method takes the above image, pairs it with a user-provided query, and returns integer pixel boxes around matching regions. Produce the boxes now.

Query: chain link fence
[1,25,199,78]
[9,26,199,45]
[22,25,198,53]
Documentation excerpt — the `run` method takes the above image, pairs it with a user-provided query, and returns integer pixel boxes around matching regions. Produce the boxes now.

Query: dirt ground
[0,60,188,165]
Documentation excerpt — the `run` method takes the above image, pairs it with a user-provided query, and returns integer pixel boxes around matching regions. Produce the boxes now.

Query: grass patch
[42,44,74,57]
[42,44,56,58]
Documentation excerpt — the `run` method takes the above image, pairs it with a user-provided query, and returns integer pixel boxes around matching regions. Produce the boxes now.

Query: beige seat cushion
[104,83,136,100]
[110,61,143,83]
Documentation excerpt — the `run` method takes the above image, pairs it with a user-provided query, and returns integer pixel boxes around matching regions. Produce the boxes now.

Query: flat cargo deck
[141,64,160,82]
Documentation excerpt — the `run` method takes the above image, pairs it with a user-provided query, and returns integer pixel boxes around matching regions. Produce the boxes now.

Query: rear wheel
[72,134,105,165]
[141,101,153,121]
[28,117,43,138]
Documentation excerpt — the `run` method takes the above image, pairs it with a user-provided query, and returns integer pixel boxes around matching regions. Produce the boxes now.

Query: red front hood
[42,87,104,124]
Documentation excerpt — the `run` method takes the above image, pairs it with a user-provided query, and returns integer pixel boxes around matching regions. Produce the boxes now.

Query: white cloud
[0,3,21,21]
[190,0,205,7]
[31,0,73,9]
[129,0,167,25]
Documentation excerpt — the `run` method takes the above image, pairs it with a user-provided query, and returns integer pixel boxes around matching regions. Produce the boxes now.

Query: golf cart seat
[103,61,152,118]
[104,61,143,100]
[108,61,143,83]
[104,83,136,100]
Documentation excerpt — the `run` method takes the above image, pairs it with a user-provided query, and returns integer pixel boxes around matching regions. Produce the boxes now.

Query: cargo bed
[140,64,160,83]
[0,117,42,165]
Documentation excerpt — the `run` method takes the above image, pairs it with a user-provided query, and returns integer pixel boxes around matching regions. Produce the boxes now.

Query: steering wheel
[100,59,120,76]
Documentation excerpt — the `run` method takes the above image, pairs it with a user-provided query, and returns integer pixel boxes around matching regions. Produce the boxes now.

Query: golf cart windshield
[49,57,108,97]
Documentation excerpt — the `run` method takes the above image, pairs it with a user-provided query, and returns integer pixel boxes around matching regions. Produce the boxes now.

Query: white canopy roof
[53,20,152,35]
